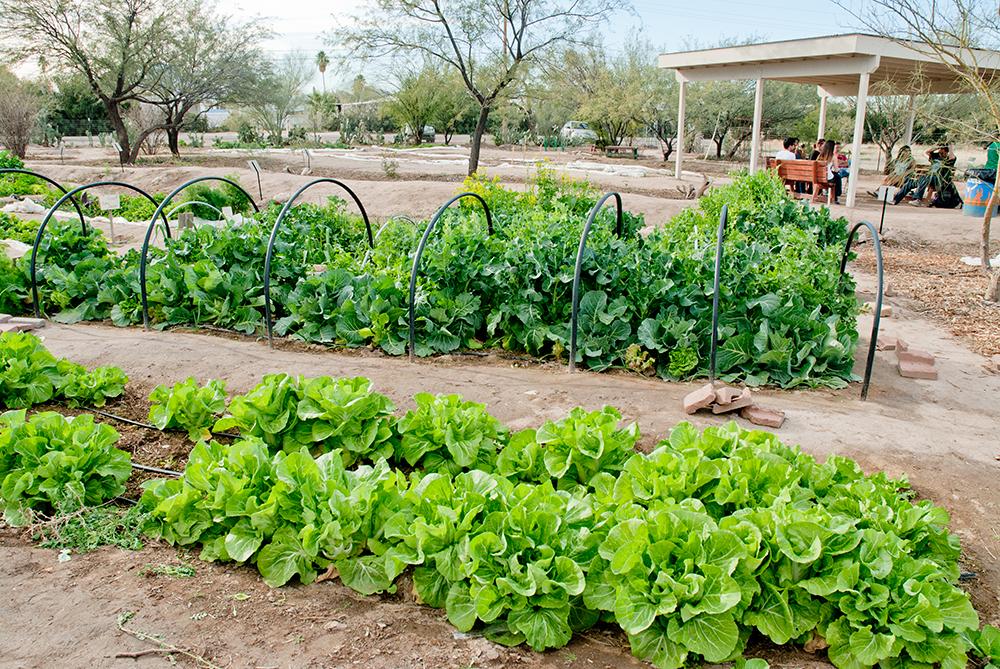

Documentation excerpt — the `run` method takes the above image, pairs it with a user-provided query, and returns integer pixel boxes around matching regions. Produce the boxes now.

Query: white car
[559,121,598,143]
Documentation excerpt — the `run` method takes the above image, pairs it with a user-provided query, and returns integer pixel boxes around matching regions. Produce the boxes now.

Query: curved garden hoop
[568,192,624,372]
[30,181,167,318]
[165,200,226,219]
[408,192,493,362]
[140,176,260,330]
[839,221,884,401]
[263,178,375,348]
[709,204,729,385]
[0,168,87,234]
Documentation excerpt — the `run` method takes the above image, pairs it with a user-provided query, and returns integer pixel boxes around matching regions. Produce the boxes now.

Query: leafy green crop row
[140,373,993,669]
[0,331,128,409]
[0,168,859,388]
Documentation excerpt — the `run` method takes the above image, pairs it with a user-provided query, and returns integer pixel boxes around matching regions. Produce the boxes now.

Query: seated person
[893,145,957,206]
[817,140,842,204]
[808,138,824,161]
[775,137,799,161]
[968,139,999,184]
[835,142,851,183]
[868,145,916,196]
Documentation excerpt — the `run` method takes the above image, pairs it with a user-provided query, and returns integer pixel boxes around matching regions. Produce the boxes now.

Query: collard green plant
[0,410,130,525]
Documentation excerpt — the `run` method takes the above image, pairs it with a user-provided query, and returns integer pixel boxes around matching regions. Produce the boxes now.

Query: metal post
[675,75,687,179]
[709,204,729,384]
[749,76,764,173]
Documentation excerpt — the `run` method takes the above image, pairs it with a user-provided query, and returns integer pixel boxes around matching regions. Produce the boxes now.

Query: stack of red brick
[0,315,45,334]
[877,336,937,380]
[682,383,785,428]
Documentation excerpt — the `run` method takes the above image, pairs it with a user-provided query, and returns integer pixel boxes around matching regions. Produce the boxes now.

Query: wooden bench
[765,158,834,204]
[605,145,639,159]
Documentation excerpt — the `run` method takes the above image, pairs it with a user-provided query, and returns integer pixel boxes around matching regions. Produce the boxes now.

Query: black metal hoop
[263,178,375,348]
[0,168,87,234]
[140,176,260,330]
[709,204,729,384]
[407,192,493,362]
[569,192,624,372]
[839,221,884,401]
[30,181,167,319]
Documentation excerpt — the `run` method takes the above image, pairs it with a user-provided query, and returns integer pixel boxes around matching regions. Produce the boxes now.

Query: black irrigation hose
[709,204,729,385]
[165,323,265,339]
[88,407,240,439]
[131,463,182,477]
[89,407,157,431]
[113,496,139,505]
[450,351,546,364]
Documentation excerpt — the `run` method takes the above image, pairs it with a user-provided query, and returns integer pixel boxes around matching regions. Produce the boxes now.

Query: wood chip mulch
[852,247,1000,358]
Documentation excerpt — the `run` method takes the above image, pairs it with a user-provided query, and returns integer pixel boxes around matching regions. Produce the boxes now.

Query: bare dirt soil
[2,141,999,669]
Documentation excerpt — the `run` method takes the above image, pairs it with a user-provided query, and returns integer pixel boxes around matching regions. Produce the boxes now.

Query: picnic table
[604,145,639,159]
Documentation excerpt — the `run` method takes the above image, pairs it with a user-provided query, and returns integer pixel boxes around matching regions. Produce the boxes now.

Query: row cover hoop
[141,176,261,330]
[264,178,374,347]
[408,192,493,363]
[568,192,624,372]
[31,180,167,319]
[0,169,88,236]
[839,221,884,401]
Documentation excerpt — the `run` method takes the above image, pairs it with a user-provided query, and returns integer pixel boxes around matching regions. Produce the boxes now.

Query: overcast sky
[224,0,862,92]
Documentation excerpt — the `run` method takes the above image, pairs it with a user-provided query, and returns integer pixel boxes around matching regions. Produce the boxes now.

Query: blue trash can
[963,177,999,216]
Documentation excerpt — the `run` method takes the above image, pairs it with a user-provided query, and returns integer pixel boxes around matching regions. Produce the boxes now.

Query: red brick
[898,359,938,380]
[714,386,743,405]
[713,387,752,414]
[0,314,10,323]
[0,323,24,333]
[896,338,909,353]
[740,405,786,428]
[875,336,897,351]
[897,347,934,366]
[683,383,716,415]
[884,283,897,297]
[879,304,893,318]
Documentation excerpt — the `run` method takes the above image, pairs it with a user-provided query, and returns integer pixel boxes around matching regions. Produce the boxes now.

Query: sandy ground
[1,142,999,669]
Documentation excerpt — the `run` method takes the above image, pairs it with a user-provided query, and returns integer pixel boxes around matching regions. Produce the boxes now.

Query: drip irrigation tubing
[131,463,182,477]
[449,351,547,364]
[113,496,139,505]
[87,407,240,439]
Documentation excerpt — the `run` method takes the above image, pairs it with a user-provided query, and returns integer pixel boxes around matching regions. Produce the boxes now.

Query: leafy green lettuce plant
[148,377,227,441]
[395,393,509,475]
[0,410,130,525]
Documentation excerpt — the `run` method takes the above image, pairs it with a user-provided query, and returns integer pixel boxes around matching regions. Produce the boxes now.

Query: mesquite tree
[842,0,1000,300]
[333,0,629,175]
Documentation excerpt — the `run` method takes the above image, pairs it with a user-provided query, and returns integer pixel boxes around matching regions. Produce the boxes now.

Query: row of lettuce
[0,166,860,388]
[1,332,997,669]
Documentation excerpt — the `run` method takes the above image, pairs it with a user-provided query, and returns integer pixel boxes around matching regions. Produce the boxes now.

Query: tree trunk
[982,183,1000,302]
[105,101,132,165]
[167,128,181,157]
[468,105,490,176]
[981,183,999,272]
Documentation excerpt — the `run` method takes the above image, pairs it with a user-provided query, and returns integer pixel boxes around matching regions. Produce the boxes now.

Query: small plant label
[112,141,123,154]
[221,206,234,220]
[98,193,120,211]
[246,160,261,174]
